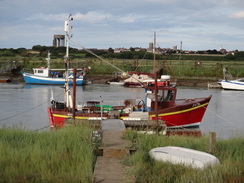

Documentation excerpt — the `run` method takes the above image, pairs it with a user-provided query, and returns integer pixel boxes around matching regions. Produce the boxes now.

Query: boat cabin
[146,85,177,110]
[144,75,177,112]
[33,67,49,77]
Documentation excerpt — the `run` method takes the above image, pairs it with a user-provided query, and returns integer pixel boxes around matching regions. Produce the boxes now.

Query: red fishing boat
[144,82,211,127]
[48,74,211,129]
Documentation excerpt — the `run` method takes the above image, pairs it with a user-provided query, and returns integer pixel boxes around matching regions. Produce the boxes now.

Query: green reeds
[123,131,244,183]
[0,125,96,183]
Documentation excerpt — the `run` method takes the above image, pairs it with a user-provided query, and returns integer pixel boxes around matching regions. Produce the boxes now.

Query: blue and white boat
[220,78,244,90]
[21,53,89,85]
[220,68,244,90]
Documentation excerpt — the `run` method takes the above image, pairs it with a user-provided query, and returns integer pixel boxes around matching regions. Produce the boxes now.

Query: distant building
[219,48,227,55]
[114,48,129,53]
[149,43,153,50]
[53,35,65,47]
[173,46,177,52]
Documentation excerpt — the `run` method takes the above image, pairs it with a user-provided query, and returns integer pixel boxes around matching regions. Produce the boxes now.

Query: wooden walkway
[93,119,133,183]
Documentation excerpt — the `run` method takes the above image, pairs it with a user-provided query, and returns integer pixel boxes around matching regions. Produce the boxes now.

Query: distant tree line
[0,45,244,61]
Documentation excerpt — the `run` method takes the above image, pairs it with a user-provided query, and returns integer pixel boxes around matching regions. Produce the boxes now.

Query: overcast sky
[0,0,244,51]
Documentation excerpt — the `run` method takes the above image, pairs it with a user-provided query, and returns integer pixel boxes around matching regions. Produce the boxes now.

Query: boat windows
[159,90,174,102]
[37,70,44,74]
[165,90,174,101]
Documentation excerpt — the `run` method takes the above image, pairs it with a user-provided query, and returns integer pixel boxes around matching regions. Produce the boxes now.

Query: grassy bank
[1,126,244,182]
[123,131,244,183]
[1,53,244,79]
[0,125,96,183]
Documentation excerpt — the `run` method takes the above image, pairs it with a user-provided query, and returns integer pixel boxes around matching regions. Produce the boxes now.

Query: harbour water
[0,83,243,139]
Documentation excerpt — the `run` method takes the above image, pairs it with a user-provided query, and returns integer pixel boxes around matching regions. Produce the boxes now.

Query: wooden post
[216,62,219,80]
[209,132,216,153]
[72,68,76,119]
[153,32,159,134]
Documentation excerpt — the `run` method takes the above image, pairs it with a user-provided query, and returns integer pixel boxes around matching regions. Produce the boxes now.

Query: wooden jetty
[93,119,134,183]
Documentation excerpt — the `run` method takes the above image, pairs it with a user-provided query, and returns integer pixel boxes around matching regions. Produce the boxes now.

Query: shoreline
[86,74,218,88]
[1,74,218,88]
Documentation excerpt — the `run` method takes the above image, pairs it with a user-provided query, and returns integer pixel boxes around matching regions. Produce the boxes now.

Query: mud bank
[2,74,216,88]
[87,74,216,88]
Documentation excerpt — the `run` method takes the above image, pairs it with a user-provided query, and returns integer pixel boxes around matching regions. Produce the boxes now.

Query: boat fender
[51,100,56,104]
[124,99,131,106]
[161,75,170,80]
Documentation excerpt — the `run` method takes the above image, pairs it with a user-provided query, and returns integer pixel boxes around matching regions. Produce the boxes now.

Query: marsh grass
[0,125,96,183]
[123,131,244,183]
[83,59,244,78]
[5,55,243,78]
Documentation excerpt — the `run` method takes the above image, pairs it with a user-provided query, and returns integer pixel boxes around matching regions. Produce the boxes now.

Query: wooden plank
[93,119,133,182]
[101,119,126,131]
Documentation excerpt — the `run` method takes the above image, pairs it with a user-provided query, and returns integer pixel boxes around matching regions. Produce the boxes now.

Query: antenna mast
[64,15,73,109]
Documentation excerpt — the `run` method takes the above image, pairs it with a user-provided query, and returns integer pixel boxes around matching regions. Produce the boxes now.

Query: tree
[108,47,114,53]
[235,51,244,60]
[32,45,43,51]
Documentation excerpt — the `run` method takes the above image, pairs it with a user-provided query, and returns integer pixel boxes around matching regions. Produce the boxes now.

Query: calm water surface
[0,83,243,139]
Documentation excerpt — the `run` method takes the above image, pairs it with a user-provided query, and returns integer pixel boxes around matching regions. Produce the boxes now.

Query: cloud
[230,11,244,18]
[0,0,244,50]
[118,14,145,23]
[26,13,69,22]
[74,12,113,24]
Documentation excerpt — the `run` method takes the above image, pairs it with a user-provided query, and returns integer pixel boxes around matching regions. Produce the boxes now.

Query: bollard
[209,132,216,153]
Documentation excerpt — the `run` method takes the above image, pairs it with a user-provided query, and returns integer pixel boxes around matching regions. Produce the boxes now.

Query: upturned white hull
[149,146,220,169]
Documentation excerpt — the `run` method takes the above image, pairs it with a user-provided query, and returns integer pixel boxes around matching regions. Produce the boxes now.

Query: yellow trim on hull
[53,114,108,120]
[150,102,209,117]
[53,114,70,118]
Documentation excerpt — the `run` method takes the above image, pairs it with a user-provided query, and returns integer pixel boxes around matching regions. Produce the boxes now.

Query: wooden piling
[209,132,216,153]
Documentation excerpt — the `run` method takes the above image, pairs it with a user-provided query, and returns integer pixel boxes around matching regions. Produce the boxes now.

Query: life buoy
[124,99,131,106]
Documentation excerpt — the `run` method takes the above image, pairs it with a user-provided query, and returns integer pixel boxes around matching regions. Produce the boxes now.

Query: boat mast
[46,51,51,70]
[64,15,73,109]
[153,31,159,127]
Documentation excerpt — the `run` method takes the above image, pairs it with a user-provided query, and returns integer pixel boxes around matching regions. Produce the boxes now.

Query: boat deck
[93,119,134,183]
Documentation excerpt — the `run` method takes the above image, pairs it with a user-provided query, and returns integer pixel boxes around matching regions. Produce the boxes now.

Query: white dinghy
[149,146,220,169]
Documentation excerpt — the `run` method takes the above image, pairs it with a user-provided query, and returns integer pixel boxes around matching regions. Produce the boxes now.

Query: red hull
[151,103,209,128]
[48,109,123,128]
[47,108,66,128]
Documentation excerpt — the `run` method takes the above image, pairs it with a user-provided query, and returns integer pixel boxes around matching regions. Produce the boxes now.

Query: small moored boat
[220,78,244,90]
[149,146,220,169]
[21,52,90,85]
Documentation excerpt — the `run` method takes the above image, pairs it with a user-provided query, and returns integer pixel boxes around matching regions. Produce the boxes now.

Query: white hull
[221,79,244,90]
[109,81,124,86]
[22,72,84,85]
[149,146,220,169]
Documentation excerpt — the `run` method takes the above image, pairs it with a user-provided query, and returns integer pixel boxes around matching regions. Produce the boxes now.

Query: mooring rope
[0,90,64,123]
[70,38,146,87]
[70,38,125,73]
[204,106,239,129]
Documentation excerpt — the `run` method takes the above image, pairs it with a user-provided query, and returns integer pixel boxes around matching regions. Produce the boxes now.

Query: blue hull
[21,72,84,85]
